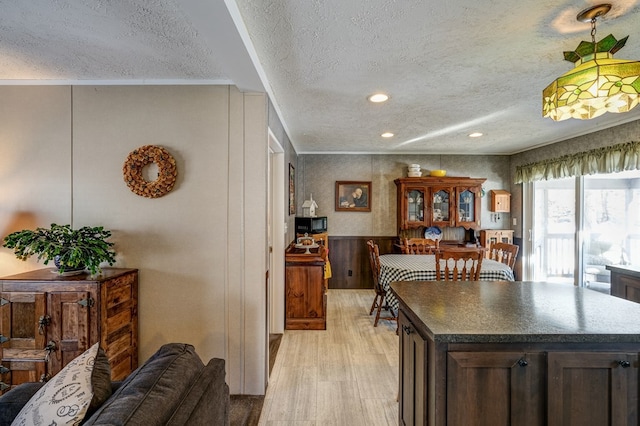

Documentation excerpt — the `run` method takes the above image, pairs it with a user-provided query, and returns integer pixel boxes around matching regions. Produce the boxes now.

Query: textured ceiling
[2,0,640,155]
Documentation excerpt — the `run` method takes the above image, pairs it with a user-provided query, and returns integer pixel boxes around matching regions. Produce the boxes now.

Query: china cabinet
[394,177,486,234]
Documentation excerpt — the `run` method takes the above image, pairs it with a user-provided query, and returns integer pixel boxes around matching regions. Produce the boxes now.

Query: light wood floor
[258,289,399,425]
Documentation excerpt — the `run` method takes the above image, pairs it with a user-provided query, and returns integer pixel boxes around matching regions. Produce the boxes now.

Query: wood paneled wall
[328,236,397,289]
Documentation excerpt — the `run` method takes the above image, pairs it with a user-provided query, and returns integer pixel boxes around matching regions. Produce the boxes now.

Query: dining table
[379,254,515,312]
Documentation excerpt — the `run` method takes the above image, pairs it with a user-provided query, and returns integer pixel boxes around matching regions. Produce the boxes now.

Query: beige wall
[297,154,512,237]
[0,85,268,395]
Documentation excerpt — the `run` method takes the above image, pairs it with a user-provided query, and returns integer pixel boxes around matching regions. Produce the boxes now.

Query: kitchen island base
[393,281,640,426]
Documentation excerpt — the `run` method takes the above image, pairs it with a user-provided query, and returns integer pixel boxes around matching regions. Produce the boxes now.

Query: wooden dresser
[285,243,327,330]
[0,267,138,393]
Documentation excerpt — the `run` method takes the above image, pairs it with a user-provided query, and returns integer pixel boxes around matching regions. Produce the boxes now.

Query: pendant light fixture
[543,4,640,121]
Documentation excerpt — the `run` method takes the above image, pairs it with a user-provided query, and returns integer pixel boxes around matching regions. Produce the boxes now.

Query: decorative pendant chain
[591,18,597,53]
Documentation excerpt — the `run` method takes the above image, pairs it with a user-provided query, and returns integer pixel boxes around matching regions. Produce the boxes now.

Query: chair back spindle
[403,238,439,254]
[435,248,484,281]
[488,242,519,270]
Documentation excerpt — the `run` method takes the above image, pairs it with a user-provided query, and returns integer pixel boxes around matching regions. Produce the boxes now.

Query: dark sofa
[0,343,229,425]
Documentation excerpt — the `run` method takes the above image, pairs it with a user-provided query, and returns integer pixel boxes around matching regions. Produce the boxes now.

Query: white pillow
[11,342,100,426]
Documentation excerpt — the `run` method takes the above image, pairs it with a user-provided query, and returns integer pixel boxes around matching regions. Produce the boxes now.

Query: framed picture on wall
[335,181,371,212]
[289,163,295,215]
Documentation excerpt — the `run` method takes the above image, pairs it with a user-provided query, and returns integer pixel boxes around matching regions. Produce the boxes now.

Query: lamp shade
[543,34,640,121]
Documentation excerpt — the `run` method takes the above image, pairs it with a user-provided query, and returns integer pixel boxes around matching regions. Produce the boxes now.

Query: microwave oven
[295,216,327,234]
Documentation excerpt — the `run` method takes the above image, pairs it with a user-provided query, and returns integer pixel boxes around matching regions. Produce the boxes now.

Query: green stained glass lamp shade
[543,33,640,121]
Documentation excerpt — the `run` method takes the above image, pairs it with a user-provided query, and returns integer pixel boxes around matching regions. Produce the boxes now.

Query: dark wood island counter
[607,264,640,303]
[390,280,640,426]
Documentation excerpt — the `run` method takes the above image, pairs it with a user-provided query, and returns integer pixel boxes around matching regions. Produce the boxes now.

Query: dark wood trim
[327,236,397,289]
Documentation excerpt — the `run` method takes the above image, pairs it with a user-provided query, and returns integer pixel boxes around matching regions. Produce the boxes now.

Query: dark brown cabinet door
[399,312,427,426]
[548,352,639,426]
[447,351,545,426]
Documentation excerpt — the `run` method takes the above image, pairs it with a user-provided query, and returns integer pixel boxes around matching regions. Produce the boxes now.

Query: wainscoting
[327,236,396,289]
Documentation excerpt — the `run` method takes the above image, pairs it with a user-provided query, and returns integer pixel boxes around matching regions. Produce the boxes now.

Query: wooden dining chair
[435,248,484,281]
[403,238,439,254]
[366,240,397,327]
[488,242,519,270]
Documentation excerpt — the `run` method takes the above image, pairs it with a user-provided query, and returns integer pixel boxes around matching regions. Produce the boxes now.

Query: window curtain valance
[514,141,640,183]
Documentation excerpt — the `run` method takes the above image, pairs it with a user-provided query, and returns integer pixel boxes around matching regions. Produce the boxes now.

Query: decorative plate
[424,226,442,240]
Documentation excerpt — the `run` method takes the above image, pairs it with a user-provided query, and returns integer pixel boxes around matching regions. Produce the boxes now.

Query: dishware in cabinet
[394,177,486,235]
[398,185,428,229]
[430,186,454,228]
[456,186,482,228]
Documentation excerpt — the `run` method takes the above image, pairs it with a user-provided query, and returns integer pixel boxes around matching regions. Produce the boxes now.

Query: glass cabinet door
[432,189,451,224]
[457,189,476,223]
[406,189,425,225]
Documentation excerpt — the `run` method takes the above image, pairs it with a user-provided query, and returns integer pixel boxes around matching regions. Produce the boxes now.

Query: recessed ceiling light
[368,93,389,103]
[468,132,483,138]
[381,132,394,138]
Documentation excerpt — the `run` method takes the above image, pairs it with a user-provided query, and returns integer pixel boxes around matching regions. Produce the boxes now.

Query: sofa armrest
[166,358,229,426]
[0,383,44,426]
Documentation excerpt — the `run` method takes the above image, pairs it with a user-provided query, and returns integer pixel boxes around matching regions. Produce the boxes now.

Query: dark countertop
[606,264,640,278]
[390,280,640,344]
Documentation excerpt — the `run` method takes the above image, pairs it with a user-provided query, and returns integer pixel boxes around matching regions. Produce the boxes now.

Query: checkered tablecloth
[379,254,515,313]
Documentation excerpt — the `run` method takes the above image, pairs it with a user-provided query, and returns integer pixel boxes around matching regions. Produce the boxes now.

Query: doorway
[267,129,285,379]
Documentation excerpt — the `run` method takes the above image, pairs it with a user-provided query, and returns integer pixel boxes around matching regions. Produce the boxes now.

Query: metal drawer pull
[618,360,631,368]
[517,359,528,367]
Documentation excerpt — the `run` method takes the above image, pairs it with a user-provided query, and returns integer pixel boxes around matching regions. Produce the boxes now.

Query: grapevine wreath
[123,145,177,198]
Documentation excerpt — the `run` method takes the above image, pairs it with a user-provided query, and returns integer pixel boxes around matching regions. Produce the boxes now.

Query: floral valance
[514,141,640,183]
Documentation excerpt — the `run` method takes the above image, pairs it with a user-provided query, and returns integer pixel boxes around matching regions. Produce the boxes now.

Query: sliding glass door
[532,177,576,284]
[529,170,640,292]
[583,171,640,292]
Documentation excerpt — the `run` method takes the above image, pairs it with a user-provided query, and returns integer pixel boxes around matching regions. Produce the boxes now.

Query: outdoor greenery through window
[532,170,640,292]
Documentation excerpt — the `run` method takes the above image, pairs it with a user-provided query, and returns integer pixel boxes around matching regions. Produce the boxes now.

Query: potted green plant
[2,223,116,275]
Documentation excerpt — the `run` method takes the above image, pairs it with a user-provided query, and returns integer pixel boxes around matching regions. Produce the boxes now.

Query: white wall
[0,85,268,395]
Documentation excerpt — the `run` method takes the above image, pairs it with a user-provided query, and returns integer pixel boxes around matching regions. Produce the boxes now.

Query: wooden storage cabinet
[447,351,545,426]
[393,280,640,426]
[395,177,486,233]
[0,268,138,393]
[398,311,427,426]
[548,351,639,426]
[608,265,640,303]
[285,244,327,330]
[479,229,514,257]
[398,329,640,425]
[490,189,511,212]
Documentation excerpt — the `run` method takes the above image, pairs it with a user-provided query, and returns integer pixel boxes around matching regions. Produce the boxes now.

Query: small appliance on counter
[295,216,327,234]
